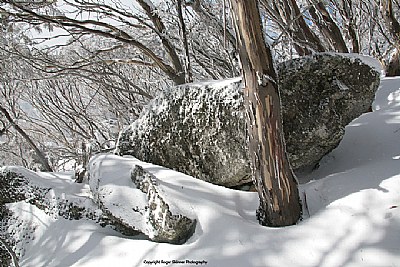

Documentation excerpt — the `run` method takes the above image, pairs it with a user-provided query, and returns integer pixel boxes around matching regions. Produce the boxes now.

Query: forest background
[0,0,399,173]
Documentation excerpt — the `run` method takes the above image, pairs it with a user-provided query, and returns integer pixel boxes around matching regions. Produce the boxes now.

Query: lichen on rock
[116,54,380,187]
[87,155,196,244]
[131,165,196,244]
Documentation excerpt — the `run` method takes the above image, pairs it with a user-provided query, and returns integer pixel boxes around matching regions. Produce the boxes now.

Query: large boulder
[117,79,248,187]
[280,54,381,171]
[116,54,380,187]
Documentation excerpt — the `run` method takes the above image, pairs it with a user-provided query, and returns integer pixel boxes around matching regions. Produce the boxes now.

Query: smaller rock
[132,166,196,244]
[0,167,119,236]
[0,167,50,207]
[0,205,13,267]
[87,155,196,244]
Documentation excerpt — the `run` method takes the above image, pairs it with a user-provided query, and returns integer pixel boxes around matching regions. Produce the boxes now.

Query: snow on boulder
[87,154,196,244]
[0,167,50,209]
[0,166,107,222]
[116,53,380,187]
[0,168,83,265]
[116,78,249,187]
[1,202,51,267]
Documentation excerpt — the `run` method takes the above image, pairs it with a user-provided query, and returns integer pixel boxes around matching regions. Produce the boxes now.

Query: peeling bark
[229,0,301,226]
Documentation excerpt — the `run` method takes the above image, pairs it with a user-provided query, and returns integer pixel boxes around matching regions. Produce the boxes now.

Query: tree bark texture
[229,0,301,226]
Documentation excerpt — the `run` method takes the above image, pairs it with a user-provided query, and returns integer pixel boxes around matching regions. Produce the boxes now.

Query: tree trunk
[348,24,360,53]
[341,0,360,53]
[283,0,325,55]
[229,0,301,226]
[381,0,400,46]
[288,0,325,54]
[380,0,400,76]
[310,3,349,53]
[176,0,193,83]
[0,105,53,172]
[136,0,186,85]
[387,49,400,76]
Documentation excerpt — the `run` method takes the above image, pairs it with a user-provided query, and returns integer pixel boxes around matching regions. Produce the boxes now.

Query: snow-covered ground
[5,77,400,267]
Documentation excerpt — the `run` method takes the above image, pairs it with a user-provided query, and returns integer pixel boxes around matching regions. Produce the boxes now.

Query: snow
[182,76,242,89]
[3,77,400,266]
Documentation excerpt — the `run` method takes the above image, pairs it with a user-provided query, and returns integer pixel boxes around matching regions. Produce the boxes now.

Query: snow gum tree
[229,0,301,226]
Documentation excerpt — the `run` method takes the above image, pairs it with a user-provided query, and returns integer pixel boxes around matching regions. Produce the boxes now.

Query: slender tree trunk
[381,0,400,46]
[229,0,301,226]
[176,0,193,83]
[348,24,360,53]
[288,0,325,54]
[387,49,400,76]
[284,0,325,54]
[0,105,53,172]
[187,0,237,47]
[341,0,360,53]
[260,0,325,55]
[380,0,400,76]
[310,3,349,53]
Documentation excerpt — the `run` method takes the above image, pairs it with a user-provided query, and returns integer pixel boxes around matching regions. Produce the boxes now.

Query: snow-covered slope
[6,77,400,267]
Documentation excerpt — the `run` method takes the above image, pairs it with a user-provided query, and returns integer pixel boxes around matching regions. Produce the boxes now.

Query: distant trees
[0,25,52,170]
[260,0,399,72]
[0,0,239,170]
[0,0,399,171]
[0,0,237,84]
